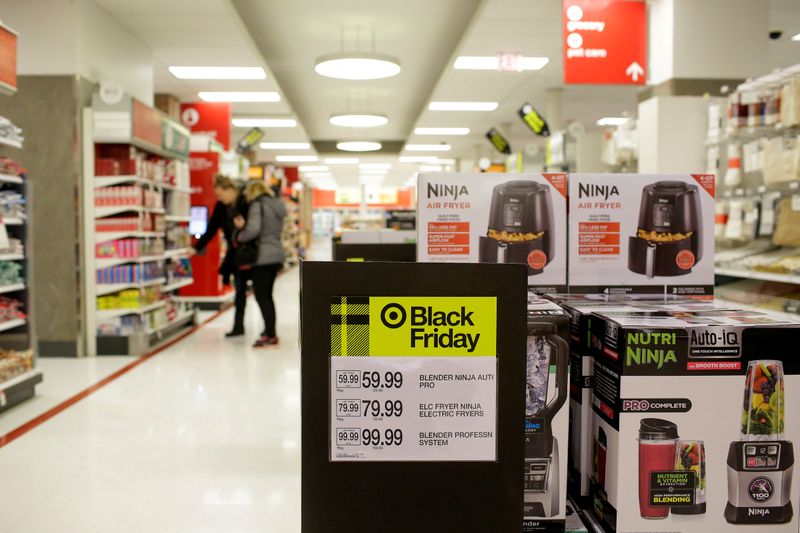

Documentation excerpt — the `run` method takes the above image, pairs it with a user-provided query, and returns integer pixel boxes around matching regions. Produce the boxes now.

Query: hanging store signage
[486,127,511,155]
[180,102,232,150]
[0,22,18,95]
[563,0,647,85]
[518,103,550,137]
[236,127,264,154]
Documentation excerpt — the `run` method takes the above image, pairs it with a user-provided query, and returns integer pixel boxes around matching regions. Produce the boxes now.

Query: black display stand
[300,261,528,533]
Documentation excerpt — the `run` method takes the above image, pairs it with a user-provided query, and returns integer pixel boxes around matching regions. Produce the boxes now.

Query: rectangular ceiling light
[792,32,800,41]
[276,155,318,162]
[259,142,311,150]
[414,127,470,136]
[404,144,451,152]
[596,117,630,126]
[232,118,297,128]
[399,156,438,163]
[359,163,392,170]
[428,101,498,111]
[169,66,266,80]
[298,165,329,172]
[323,157,360,165]
[359,169,389,175]
[200,91,280,103]
[453,56,549,71]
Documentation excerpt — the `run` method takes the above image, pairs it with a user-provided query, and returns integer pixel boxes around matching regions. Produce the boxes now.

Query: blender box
[418,172,568,293]
[587,308,800,532]
[524,293,571,531]
[567,174,715,296]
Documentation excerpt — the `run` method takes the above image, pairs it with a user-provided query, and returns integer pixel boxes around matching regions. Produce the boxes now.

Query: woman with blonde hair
[234,179,287,347]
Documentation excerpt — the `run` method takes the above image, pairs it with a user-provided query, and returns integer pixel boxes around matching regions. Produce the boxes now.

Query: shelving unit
[0,29,42,411]
[82,96,196,356]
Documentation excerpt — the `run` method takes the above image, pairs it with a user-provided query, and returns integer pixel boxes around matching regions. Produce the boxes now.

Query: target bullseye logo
[380,303,407,329]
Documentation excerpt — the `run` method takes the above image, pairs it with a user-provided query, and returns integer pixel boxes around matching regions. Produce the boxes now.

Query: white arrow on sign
[626,61,644,82]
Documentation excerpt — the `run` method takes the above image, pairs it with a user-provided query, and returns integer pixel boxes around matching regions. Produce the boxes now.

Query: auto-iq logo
[330,296,496,357]
[748,477,775,503]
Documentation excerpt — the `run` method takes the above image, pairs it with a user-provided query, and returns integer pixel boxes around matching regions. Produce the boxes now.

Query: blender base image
[726,360,795,524]
[523,322,568,518]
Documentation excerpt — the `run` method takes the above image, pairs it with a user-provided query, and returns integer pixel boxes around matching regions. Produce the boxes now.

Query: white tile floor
[0,266,302,533]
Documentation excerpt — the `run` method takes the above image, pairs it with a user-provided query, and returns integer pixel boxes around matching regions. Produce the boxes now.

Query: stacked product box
[96,262,164,284]
[568,174,715,296]
[524,292,571,532]
[417,172,568,293]
[587,307,800,532]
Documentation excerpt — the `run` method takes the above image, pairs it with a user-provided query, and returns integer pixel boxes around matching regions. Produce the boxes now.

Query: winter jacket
[237,193,287,266]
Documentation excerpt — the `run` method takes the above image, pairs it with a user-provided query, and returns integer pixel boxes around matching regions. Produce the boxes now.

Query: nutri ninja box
[418,173,568,293]
[568,174,715,296]
[587,308,800,533]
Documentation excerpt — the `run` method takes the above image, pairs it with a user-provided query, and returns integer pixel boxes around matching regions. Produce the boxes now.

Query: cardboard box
[524,293,571,531]
[588,308,800,532]
[568,174,715,296]
[418,173,568,293]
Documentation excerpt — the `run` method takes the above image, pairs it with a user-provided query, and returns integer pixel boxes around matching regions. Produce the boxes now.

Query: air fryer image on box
[479,181,555,275]
[418,172,567,293]
[628,181,703,278]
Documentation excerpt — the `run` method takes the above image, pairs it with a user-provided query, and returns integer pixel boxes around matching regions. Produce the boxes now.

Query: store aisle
[0,267,302,533]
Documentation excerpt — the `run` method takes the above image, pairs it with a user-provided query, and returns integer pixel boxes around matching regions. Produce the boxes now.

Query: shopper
[235,179,287,347]
[189,174,250,337]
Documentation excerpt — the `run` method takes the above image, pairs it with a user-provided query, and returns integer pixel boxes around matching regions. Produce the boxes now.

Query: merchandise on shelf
[96,288,161,310]
[165,190,190,215]
[96,262,164,285]
[96,314,143,336]
[0,156,25,178]
[95,238,164,259]
[0,260,24,286]
[0,116,23,145]
[0,296,25,322]
[95,145,190,187]
[0,238,23,256]
[166,258,192,283]
[0,349,32,383]
[95,212,164,233]
[165,225,191,251]
[0,190,25,219]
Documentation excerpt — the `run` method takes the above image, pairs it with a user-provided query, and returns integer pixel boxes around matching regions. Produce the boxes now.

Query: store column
[637,0,769,173]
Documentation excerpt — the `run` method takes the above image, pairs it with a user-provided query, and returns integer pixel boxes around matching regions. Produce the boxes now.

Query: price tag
[329,296,498,462]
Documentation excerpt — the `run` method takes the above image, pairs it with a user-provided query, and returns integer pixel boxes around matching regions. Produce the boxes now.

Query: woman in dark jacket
[190,174,249,337]
[235,180,287,347]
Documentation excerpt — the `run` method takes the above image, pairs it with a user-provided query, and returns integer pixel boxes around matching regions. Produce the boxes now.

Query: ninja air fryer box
[524,293,571,531]
[587,308,800,533]
[568,174,715,296]
[418,173,568,293]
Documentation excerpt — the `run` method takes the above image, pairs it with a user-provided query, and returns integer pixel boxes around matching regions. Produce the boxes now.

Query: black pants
[250,263,282,337]
[232,269,250,330]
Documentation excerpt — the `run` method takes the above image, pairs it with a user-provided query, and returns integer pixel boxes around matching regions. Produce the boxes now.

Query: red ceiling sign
[179,102,232,150]
[0,23,17,94]
[563,0,647,85]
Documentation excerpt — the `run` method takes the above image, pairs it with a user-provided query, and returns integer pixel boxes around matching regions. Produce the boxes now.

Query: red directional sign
[563,0,647,85]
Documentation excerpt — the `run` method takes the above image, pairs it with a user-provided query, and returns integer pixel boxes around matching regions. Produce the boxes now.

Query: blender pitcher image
[523,322,568,517]
[628,181,702,278]
[725,360,794,524]
[478,181,554,275]
[638,418,679,519]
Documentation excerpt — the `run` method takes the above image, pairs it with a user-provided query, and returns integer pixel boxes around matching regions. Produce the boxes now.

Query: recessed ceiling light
[199,92,280,103]
[169,66,267,80]
[399,156,438,163]
[414,127,470,135]
[232,118,297,128]
[315,53,401,80]
[259,142,311,150]
[359,163,392,170]
[453,56,549,71]
[792,32,800,41]
[323,157,360,165]
[404,144,451,152]
[428,101,498,111]
[330,114,388,128]
[298,165,329,172]
[596,117,630,126]
[275,155,318,162]
[337,141,382,152]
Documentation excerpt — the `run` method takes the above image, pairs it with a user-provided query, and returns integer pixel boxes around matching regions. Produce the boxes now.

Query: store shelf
[95,231,161,244]
[164,214,191,222]
[96,300,166,321]
[716,267,800,285]
[95,138,189,162]
[1,217,24,226]
[95,205,165,218]
[162,278,193,292]
[163,247,191,259]
[0,369,43,415]
[95,277,166,296]
[0,253,25,261]
[146,311,195,335]
[96,254,167,269]
[0,173,23,185]
[0,283,25,295]
[0,138,22,149]
[0,317,26,332]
